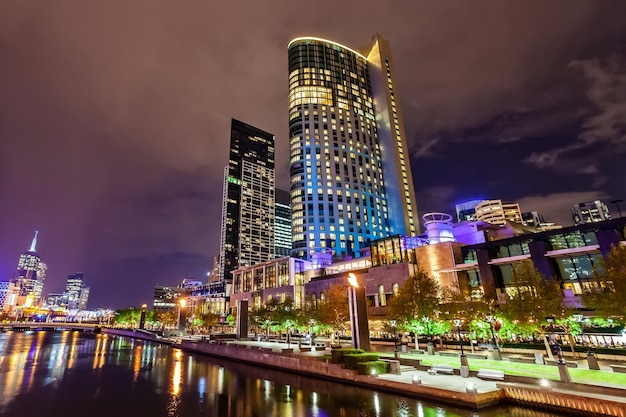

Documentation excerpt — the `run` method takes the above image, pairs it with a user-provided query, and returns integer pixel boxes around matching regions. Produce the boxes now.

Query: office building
[572,200,611,225]
[287,35,419,260]
[218,119,276,282]
[14,231,47,308]
[65,272,90,310]
[275,189,292,258]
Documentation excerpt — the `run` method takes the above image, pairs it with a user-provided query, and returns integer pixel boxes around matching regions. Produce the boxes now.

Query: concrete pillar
[236,299,249,340]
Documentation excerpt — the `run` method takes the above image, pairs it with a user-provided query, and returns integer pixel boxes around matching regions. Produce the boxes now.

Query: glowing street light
[485,315,501,360]
[453,318,469,371]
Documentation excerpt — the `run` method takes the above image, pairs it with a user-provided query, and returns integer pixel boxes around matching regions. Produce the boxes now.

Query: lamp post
[485,315,501,360]
[423,317,435,355]
[390,320,398,357]
[265,319,271,342]
[546,316,571,383]
[309,319,315,346]
[454,318,469,371]
[574,314,600,370]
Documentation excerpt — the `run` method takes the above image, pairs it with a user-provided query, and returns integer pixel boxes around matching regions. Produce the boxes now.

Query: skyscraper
[274,188,292,258]
[218,119,276,282]
[14,231,47,308]
[65,272,90,310]
[287,35,419,260]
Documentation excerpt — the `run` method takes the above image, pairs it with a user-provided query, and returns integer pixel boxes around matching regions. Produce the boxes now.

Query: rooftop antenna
[29,230,39,252]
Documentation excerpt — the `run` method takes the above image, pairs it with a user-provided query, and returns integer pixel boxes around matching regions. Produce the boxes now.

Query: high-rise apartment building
[473,200,522,226]
[287,35,418,260]
[14,231,47,307]
[275,189,292,258]
[218,119,276,282]
[572,200,611,225]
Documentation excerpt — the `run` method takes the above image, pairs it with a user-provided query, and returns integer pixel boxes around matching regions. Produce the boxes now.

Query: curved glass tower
[288,35,418,260]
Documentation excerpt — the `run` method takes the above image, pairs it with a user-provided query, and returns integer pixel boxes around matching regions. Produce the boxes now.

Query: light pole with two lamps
[485,315,501,360]
[545,316,571,383]
[573,314,600,370]
[453,318,469,376]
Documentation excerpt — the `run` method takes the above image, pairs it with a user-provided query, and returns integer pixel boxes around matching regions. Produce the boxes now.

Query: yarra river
[0,331,567,417]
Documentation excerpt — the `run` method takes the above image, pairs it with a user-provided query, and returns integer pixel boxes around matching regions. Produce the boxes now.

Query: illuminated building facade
[14,231,47,307]
[287,35,418,261]
[473,200,522,225]
[65,272,90,310]
[275,189,292,258]
[218,119,276,282]
[572,200,611,225]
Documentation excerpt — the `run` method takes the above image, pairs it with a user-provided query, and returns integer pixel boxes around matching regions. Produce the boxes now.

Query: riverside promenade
[104,329,626,416]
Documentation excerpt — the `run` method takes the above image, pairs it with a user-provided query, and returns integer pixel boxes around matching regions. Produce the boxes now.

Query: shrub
[343,353,380,370]
[357,361,388,375]
[330,348,364,364]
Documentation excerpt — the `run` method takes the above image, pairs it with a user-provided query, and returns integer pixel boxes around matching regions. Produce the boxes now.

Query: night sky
[1,2,625,309]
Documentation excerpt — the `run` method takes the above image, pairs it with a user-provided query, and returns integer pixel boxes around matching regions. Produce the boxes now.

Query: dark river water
[0,331,565,417]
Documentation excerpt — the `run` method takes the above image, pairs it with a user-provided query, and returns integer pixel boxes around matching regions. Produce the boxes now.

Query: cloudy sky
[1,1,625,309]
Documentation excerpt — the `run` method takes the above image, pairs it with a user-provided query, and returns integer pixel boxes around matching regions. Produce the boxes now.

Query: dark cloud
[1,1,626,308]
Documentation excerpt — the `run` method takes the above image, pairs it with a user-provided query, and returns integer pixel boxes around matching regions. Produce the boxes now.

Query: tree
[313,283,350,341]
[500,259,568,335]
[582,244,626,322]
[386,269,446,342]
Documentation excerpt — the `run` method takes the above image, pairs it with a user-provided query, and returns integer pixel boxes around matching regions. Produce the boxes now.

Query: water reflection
[0,331,567,417]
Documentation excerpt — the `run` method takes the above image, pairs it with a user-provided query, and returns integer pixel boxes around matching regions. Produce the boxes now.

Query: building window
[378,284,387,307]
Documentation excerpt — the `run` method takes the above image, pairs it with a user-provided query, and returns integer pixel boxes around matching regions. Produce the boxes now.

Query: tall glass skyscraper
[287,35,419,260]
[274,188,292,258]
[218,119,276,282]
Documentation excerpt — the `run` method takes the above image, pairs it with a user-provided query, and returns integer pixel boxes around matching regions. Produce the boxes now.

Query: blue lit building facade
[287,35,418,261]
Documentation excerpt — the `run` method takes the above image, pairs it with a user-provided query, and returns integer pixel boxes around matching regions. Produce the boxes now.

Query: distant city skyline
[1,2,625,308]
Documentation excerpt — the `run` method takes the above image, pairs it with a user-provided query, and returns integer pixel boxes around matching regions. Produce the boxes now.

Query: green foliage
[330,348,364,364]
[357,361,388,375]
[312,283,350,336]
[113,308,141,326]
[582,244,626,322]
[403,317,450,339]
[500,260,567,334]
[440,291,490,323]
[343,353,380,370]
[386,269,441,327]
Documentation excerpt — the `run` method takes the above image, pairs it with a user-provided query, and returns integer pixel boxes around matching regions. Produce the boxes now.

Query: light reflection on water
[0,331,567,417]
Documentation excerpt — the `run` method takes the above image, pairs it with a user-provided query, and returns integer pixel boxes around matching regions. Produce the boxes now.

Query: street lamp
[453,318,469,368]
[423,317,435,355]
[546,316,571,383]
[265,319,271,341]
[309,319,315,346]
[574,314,600,370]
[390,320,398,357]
[485,315,501,360]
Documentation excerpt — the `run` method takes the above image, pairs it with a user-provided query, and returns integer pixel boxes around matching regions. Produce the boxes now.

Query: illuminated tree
[582,244,626,323]
[500,259,567,335]
[386,269,448,341]
[313,283,350,340]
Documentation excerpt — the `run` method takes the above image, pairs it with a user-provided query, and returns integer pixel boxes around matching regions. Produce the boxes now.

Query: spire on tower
[29,230,39,252]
